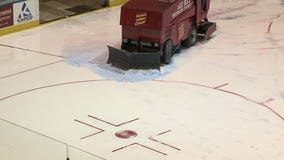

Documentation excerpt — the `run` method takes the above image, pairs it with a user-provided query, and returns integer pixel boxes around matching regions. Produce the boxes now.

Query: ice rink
[0,0,284,160]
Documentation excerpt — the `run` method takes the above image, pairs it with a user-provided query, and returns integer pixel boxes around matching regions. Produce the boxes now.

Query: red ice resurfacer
[108,0,216,70]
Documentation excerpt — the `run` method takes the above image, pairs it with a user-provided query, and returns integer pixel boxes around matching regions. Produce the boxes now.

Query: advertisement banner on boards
[13,0,39,26]
[0,5,13,29]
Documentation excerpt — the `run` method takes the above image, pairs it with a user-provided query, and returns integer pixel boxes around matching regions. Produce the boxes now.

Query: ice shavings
[64,51,174,82]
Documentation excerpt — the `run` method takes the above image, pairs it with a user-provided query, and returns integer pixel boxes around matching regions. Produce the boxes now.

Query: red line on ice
[0,43,65,58]
[1,79,282,121]
[260,98,274,105]
[0,79,109,102]
[214,83,229,89]
[156,130,171,136]
[80,131,105,140]
[259,103,283,120]
[88,115,139,127]
[153,80,284,121]
[0,60,63,79]
[74,119,105,131]
[149,137,181,151]
[74,119,105,140]
[149,130,181,151]
[112,142,167,156]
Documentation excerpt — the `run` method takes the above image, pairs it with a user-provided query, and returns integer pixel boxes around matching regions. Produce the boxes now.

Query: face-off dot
[115,130,137,139]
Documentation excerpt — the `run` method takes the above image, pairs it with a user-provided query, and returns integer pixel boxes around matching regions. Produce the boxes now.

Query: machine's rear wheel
[162,39,173,64]
[182,24,197,48]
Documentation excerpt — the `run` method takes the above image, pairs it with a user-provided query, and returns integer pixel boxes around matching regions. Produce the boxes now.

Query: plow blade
[198,22,217,40]
[107,46,161,70]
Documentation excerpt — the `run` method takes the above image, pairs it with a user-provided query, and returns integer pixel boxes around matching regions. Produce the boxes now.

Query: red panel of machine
[121,26,161,42]
[120,0,195,29]
[120,6,163,30]
[108,0,216,70]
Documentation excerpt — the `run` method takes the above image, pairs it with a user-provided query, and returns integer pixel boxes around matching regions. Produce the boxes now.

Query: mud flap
[107,46,161,70]
[198,22,217,40]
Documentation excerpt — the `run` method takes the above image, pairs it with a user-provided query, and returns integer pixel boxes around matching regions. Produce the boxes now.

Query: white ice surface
[0,0,284,160]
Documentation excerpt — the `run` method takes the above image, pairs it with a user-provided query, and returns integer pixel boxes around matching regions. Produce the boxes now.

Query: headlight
[122,38,128,43]
[131,40,138,45]
[141,41,152,47]
[154,43,159,47]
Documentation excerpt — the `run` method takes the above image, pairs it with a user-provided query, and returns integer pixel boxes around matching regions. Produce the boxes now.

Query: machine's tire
[162,40,173,64]
[182,24,197,48]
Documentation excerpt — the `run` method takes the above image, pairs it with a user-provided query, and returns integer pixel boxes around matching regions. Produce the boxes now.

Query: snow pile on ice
[64,51,175,82]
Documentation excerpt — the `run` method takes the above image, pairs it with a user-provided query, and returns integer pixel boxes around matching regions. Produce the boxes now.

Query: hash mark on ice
[214,83,229,89]
[88,115,139,127]
[260,98,274,105]
[149,130,181,151]
[112,142,167,156]
[74,119,105,139]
